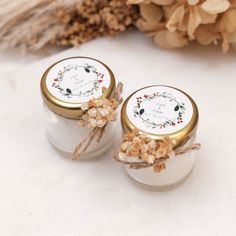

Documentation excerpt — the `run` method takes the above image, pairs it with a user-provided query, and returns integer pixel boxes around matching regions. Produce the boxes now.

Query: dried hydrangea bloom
[128,0,236,52]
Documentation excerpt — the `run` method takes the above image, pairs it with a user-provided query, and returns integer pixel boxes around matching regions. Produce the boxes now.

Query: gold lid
[121,85,199,148]
[41,57,115,119]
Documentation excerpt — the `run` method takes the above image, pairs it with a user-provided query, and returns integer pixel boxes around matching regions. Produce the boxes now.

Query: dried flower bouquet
[0,0,236,52]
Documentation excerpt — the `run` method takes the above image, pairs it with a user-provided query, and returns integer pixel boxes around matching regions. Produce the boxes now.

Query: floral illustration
[52,63,104,98]
[133,92,186,129]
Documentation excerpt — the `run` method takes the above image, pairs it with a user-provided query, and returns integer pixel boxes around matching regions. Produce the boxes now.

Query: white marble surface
[0,47,62,76]
[0,50,40,76]
[0,31,236,236]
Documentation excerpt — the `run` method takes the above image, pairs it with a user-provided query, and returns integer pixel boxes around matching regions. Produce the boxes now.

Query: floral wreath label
[126,86,194,135]
[46,58,111,103]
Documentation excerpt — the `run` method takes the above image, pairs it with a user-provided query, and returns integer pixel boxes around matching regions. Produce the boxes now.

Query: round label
[45,58,111,103]
[126,86,194,135]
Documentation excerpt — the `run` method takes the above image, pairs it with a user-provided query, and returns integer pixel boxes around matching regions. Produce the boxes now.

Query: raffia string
[113,129,201,173]
[72,82,123,160]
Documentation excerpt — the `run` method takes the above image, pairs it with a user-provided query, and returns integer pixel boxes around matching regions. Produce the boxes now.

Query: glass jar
[120,85,199,190]
[40,57,116,159]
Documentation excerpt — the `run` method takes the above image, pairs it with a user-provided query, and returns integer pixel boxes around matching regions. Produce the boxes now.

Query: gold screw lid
[121,85,199,148]
[41,57,115,119]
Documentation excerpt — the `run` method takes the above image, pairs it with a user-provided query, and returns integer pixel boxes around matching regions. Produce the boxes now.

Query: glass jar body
[44,106,116,159]
[124,136,197,190]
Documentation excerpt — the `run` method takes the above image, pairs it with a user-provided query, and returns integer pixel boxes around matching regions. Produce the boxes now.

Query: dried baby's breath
[113,129,201,173]
[73,82,123,160]
[78,94,118,128]
[117,129,175,173]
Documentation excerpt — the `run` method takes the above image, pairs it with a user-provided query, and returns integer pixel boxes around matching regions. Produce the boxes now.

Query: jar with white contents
[117,85,200,190]
[40,57,116,159]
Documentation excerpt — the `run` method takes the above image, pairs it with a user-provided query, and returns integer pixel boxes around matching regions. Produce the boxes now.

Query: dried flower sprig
[114,128,201,173]
[78,88,119,128]
[116,128,174,172]
[72,82,123,160]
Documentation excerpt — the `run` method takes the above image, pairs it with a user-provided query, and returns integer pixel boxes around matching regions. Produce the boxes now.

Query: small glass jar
[120,85,199,190]
[40,57,116,159]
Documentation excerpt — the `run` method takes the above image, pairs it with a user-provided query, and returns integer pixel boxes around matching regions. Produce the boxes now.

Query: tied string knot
[72,82,123,160]
[113,129,201,173]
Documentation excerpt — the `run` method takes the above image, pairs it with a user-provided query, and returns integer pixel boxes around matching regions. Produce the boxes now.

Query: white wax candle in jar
[120,85,199,190]
[40,57,116,159]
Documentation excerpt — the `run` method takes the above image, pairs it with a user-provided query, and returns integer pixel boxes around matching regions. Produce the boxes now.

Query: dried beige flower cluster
[52,0,139,47]
[128,0,236,52]
[118,129,175,172]
[78,95,118,128]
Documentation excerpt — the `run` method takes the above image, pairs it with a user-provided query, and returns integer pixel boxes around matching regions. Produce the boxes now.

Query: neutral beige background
[0,31,236,236]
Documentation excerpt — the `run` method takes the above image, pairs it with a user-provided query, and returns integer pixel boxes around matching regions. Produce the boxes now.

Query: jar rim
[41,56,116,119]
[121,85,199,148]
